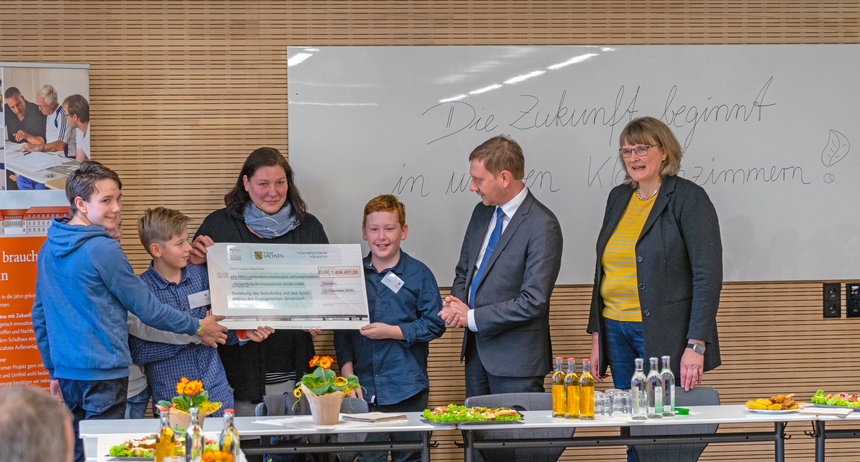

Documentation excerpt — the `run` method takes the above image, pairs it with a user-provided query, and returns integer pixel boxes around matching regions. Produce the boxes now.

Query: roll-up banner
[0,62,90,389]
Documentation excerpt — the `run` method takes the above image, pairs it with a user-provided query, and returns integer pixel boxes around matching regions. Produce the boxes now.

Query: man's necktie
[469,207,506,309]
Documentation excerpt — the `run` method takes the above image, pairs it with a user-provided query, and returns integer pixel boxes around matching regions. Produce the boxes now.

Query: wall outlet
[823,283,842,318]
[824,301,842,318]
[824,282,841,301]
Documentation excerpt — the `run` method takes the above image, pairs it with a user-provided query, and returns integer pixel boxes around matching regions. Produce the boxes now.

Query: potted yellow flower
[294,355,360,424]
[157,377,221,432]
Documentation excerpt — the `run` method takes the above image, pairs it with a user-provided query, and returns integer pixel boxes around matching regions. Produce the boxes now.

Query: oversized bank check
[207,243,369,329]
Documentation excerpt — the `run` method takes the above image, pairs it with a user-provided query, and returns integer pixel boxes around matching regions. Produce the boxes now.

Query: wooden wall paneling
[3,1,859,460]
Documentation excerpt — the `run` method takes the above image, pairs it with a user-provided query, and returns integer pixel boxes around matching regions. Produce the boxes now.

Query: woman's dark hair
[224,147,307,223]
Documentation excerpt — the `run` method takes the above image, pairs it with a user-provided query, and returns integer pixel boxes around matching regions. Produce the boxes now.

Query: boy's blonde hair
[137,207,190,255]
[363,194,406,227]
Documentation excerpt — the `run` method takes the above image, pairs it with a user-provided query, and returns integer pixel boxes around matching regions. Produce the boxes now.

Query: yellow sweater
[600,192,656,322]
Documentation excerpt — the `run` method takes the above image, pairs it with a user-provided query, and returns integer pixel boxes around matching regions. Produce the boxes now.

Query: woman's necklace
[636,184,660,200]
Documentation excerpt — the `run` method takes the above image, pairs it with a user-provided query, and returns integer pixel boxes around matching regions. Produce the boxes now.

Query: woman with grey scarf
[190,147,329,417]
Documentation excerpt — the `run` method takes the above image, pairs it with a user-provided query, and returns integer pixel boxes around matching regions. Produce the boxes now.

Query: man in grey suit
[440,135,563,397]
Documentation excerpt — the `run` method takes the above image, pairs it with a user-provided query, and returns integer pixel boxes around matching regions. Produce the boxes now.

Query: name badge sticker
[188,290,211,309]
[381,272,404,294]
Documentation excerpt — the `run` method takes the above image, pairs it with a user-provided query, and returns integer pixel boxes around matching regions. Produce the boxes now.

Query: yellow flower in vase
[294,356,361,425]
[294,356,360,398]
[158,377,221,414]
[176,377,189,396]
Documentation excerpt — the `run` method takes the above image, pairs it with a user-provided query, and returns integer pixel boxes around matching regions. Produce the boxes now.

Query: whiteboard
[288,46,860,285]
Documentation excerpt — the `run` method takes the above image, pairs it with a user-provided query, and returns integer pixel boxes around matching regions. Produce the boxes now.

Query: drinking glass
[595,392,611,417]
[613,391,632,416]
[605,389,621,415]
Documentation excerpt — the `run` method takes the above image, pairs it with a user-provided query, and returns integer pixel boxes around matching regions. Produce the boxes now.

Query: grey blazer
[587,175,723,378]
[452,190,563,378]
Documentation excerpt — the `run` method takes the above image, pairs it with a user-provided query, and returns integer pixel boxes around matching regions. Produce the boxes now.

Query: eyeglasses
[619,144,661,158]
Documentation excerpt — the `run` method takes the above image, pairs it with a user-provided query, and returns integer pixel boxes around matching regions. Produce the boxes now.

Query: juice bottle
[551,357,565,417]
[154,408,175,462]
[579,358,595,420]
[219,409,240,458]
[564,358,579,419]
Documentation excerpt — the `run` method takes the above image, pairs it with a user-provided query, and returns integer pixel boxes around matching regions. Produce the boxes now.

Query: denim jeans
[603,317,647,389]
[125,383,152,419]
[16,175,46,190]
[358,389,429,462]
[60,377,129,462]
[602,317,645,462]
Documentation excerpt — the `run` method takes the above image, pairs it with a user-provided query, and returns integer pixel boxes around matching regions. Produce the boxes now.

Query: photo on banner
[0,62,90,390]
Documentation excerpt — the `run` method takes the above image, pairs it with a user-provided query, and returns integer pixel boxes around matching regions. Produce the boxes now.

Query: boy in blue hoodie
[31,161,229,462]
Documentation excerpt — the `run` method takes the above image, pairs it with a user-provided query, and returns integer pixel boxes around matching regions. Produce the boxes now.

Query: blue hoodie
[31,217,199,381]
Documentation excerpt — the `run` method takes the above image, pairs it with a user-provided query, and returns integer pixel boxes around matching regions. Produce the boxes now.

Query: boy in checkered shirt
[130,207,274,415]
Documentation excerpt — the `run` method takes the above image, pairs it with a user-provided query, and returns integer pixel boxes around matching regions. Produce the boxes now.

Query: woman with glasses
[586,116,722,409]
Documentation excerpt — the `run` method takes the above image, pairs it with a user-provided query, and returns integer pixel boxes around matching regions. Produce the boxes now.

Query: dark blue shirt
[333,251,445,405]
[5,100,46,142]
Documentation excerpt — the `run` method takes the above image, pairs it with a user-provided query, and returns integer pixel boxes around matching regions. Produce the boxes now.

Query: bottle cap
[224,408,234,413]
[567,358,575,361]
[554,356,563,360]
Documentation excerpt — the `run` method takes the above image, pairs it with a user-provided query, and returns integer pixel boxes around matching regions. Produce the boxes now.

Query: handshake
[439,295,469,329]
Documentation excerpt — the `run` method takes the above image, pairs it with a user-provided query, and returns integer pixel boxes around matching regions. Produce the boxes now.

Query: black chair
[255,394,368,462]
[464,392,573,462]
[254,392,312,462]
[335,397,369,462]
[630,386,720,462]
[254,390,311,417]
